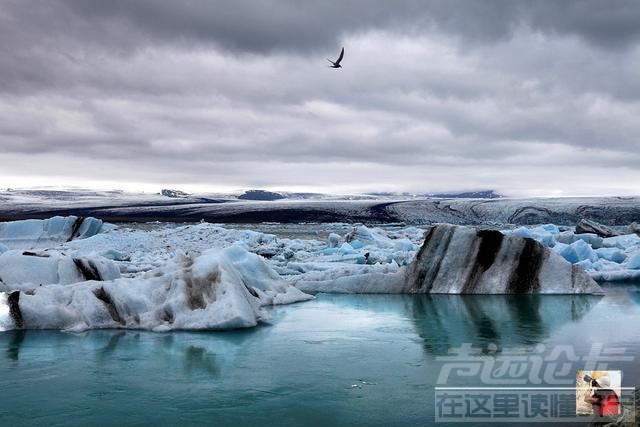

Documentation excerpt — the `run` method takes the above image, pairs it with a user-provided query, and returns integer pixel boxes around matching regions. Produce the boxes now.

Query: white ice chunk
[627,252,640,270]
[589,270,640,281]
[570,240,598,263]
[602,234,640,250]
[573,233,603,248]
[344,226,394,249]
[540,224,560,234]
[327,233,342,248]
[0,292,12,331]
[508,226,556,247]
[595,248,627,263]
[556,232,603,248]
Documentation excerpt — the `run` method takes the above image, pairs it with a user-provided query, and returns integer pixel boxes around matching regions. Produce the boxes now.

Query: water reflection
[0,291,637,426]
[5,329,26,361]
[99,331,125,356]
[183,345,220,377]
[627,289,640,305]
[410,294,602,354]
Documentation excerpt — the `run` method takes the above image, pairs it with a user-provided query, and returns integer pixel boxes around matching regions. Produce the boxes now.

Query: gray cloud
[1,1,639,196]
[5,1,640,55]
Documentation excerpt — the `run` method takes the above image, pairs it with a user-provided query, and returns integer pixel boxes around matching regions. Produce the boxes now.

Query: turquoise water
[1,284,639,426]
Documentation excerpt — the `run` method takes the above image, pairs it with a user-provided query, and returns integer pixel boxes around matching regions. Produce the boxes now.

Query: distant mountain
[161,189,190,198]
[365,190,504,199]
[428,190,503,199]
[237,190,286,201]
[280,192,326,200]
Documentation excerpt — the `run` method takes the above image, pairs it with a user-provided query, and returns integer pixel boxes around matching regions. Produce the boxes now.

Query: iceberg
[0,250,120,291]
[0,216,106,249]
[0,246,311,332]
[298,224,602,294]
[403,225,600,294]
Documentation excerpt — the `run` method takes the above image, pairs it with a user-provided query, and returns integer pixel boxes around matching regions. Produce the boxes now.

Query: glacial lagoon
[1,283,638,426]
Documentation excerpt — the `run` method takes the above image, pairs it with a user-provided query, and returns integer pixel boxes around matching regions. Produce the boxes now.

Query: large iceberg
[0,246,311,332]
[402,225,600,294]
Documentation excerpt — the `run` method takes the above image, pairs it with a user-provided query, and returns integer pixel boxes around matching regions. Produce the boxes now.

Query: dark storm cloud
[1,1,640,195]
[4,0,640,55]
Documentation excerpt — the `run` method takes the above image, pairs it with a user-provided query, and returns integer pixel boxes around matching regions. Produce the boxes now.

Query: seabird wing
[335,47,344,65]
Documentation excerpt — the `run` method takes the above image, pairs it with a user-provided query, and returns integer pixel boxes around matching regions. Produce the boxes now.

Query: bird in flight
[327,47,344,68]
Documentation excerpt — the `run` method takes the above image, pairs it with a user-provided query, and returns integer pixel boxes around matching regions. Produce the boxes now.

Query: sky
[1,1,640,197]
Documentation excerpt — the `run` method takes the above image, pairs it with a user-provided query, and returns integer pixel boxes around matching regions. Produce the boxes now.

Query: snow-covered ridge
[1,188,638,226]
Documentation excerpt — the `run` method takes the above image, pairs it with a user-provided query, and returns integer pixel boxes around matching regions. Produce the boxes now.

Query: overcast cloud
[1,0,640,196]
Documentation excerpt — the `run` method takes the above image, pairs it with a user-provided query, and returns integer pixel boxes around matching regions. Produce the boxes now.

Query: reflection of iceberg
[183,345,220,377]
[410,294,602,353]
[627,289,640,305]
[0,329,255,378]
[4,330,26,361]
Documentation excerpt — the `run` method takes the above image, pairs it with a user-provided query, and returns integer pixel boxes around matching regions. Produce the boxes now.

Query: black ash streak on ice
[510,238,544,294]
[73,258,103,281]
[8,291,23,329]
[465,230,504,293]
[67,216,86,242]
[92,287,124,325]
